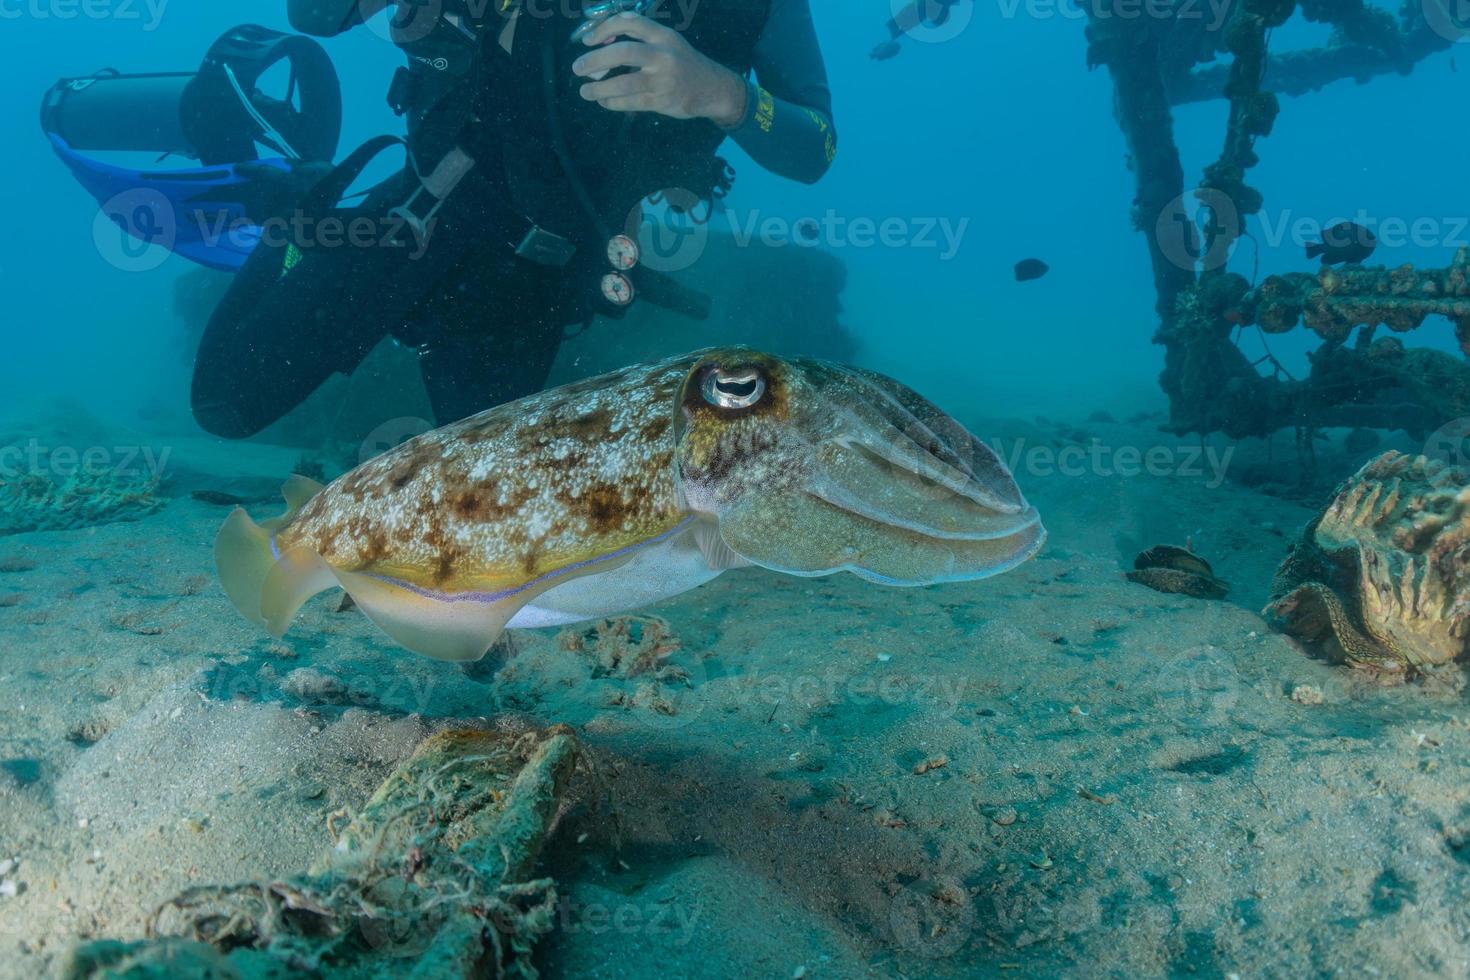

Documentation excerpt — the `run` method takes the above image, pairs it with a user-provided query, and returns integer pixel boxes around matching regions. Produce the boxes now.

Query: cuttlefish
[217,348,1045,662]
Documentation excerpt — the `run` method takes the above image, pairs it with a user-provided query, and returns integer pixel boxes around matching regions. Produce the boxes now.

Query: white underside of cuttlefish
[507,518,725,628]
[216,348,1046,663]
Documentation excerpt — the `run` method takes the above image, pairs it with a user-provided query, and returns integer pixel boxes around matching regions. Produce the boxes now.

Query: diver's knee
[191,391,266,441]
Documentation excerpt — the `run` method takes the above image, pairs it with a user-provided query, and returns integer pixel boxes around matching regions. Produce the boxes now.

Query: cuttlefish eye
[701,366,766,410]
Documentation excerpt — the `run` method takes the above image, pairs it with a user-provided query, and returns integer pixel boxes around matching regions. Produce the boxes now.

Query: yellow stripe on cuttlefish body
[215,347,1046,663]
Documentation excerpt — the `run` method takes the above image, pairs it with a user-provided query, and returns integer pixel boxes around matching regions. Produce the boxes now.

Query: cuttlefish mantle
[216,348,1045,662]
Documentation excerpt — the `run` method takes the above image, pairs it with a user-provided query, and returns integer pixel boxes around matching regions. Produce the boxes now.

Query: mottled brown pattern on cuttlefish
[272,356,696,593]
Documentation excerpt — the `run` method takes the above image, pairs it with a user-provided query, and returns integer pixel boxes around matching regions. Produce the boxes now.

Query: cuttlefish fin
[260,544,338,638]
[332,570,545,663]
[218,475,601,661]
[216,507,277,630]
[216,477,330,629]
[261,474,326,532]
[219,512,544,660]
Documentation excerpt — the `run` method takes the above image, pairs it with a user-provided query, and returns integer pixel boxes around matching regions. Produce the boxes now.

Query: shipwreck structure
[1085,0,1470,439]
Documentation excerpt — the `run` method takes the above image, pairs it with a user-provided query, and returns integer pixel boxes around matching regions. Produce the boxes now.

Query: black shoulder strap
[298,134,406,215]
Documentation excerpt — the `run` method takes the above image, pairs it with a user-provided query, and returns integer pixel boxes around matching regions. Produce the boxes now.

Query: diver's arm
[725,0,836,185]
[574,3,836,185]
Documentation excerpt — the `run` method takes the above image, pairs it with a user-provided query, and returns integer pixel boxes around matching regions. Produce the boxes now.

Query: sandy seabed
[1,413,1468,979]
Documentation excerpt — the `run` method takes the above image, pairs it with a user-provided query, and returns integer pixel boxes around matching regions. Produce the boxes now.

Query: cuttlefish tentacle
[801,363,1035,542]
[216,348,1046,662]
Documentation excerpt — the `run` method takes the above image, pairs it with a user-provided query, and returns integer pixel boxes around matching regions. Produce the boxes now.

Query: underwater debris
[1266,452,1470,680]
[1255,248,1470,347]
[67,725,580,979]
[109,608,169,637]
[1344,428,1382,456]
[559,615,682,679]
[1087,0,1459,441]
[62,938,232,980]
[987,805,1018,826]
[0,464,162,537]
[279,666,351,705]
[65,719,111,746]
[1171,2,1454,107]
[1290,684,1326,705]
[190,489,248,507]
[1126,546,1230,599]
[1076,787,1118,805]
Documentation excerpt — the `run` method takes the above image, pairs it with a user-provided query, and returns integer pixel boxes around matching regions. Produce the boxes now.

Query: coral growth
[558,615,683,678]
[1159,250,1470,439]
[0,464,162,537]
[1087,0,1458,441]
[1267,452,1470,680]
[1254,248,1470,347]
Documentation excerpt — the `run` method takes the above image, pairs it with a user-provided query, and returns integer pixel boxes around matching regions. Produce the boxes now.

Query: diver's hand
[572,12,748,128]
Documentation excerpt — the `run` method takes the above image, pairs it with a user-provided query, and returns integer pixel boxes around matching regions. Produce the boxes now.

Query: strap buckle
[515,226,578,267]
[388,145,476,244]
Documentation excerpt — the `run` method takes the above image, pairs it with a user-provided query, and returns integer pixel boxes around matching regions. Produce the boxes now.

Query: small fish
[795,219,821,243]
[1306,222,1377,265]
[216,348,1046,663]
[1014,259,1050,282]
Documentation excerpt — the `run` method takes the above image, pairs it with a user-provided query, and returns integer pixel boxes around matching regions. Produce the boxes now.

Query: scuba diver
[43,1,836,439]
[872,0,970,60]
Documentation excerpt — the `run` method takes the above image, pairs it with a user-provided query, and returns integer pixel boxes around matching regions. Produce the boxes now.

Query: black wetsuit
[191,0,834,440]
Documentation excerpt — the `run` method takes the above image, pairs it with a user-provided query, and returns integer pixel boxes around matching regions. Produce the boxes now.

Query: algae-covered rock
[1267,451,1470,679]
[0,452,163,536]
[73,725,581,980]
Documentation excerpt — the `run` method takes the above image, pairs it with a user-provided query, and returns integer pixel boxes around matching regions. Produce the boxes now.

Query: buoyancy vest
[390,0,771,246]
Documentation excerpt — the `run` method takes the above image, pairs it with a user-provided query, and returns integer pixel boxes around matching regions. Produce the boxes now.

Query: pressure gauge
[606,234,640,271]
[600,271,635,307]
